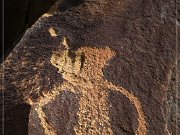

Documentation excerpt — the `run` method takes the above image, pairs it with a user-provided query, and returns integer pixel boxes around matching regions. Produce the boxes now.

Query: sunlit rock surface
[1,0,179,135]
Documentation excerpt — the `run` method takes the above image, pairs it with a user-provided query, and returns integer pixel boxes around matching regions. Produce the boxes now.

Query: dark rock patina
[1,0,179,134]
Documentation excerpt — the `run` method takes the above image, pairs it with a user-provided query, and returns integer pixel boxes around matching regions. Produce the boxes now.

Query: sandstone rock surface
[1,0,179,135]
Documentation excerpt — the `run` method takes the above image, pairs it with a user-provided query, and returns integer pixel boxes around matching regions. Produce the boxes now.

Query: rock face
[3,0,57,61]
[1,0,179,135]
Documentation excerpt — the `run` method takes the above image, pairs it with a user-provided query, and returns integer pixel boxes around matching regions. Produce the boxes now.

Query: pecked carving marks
[108,90,139,135]
[28,87,60,135]
[27,44,147,135]
[49,42,147,135]
[43,91,80,135]
[106,82,147,135]
[28,82,80,135]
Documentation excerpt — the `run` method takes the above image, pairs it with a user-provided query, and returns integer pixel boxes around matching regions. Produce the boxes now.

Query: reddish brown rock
[1,0,179,135]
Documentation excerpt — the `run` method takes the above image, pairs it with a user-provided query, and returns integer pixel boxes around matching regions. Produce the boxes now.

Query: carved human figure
[28,37,147,135]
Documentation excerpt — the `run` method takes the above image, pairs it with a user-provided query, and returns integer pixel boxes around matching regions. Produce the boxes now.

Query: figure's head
[51,38,116,81]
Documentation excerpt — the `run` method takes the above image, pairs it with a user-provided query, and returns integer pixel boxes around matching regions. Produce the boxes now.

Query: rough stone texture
[1,0,179,135]
[166,1,180,134]
[42,91,80,135]
[3,0,57,61]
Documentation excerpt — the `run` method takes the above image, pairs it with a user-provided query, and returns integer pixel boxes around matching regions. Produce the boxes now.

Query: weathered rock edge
[1,0,179,135]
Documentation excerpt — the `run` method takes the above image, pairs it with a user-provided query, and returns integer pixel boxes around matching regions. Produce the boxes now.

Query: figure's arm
[105,82,147,135]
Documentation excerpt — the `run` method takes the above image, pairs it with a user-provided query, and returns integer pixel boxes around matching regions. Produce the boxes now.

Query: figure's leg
[105,82,147,135]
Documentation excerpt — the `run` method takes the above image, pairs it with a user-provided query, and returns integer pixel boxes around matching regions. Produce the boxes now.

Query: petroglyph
[27,81,78,135]
[28,37,147,135]
[49,27,59,37]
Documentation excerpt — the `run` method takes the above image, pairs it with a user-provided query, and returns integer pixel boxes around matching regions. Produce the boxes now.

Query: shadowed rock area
[3,104,31,135]
[1,0,179,135]
[3,0,57,61]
